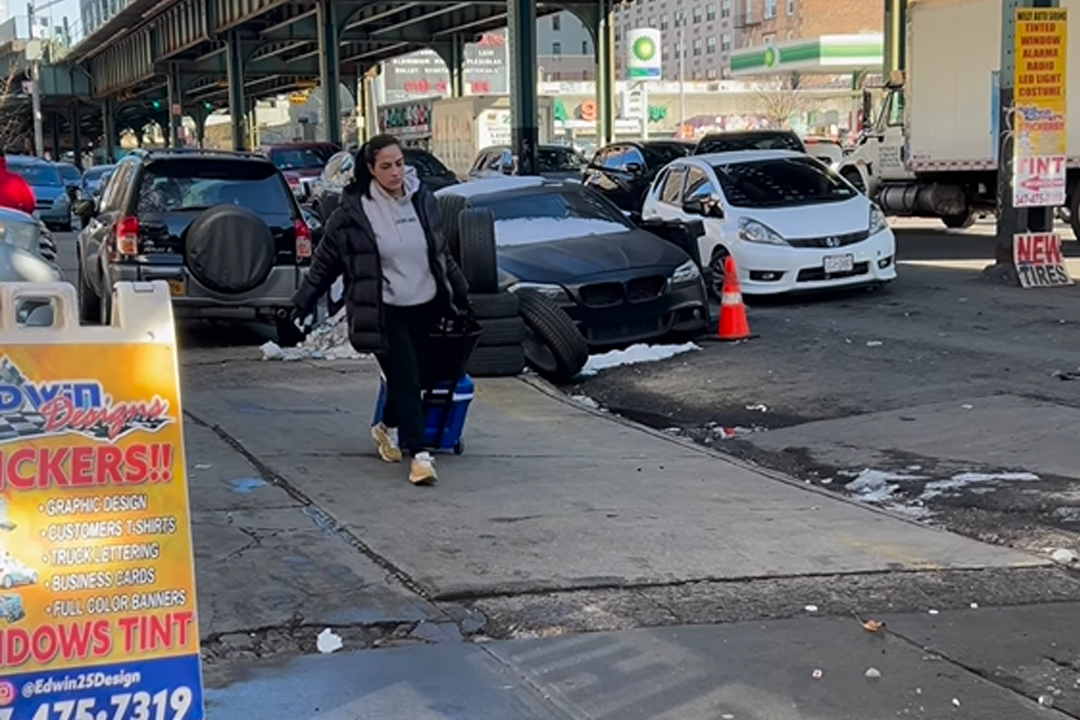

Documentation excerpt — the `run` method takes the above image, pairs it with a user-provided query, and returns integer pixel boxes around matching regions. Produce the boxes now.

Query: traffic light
[151,100,161,109]
[203,102,212,110]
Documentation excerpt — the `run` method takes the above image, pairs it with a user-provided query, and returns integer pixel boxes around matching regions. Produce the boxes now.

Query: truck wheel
[941,211,975,230]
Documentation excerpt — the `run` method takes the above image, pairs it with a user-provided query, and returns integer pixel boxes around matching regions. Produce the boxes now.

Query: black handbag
[417,313,483,390]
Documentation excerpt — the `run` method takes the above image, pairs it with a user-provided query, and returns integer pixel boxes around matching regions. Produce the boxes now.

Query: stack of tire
[437,196,590,383]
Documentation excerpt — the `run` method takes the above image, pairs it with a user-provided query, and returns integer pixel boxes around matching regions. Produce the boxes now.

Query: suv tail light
[294,218,312,259]
[114,216,139,257]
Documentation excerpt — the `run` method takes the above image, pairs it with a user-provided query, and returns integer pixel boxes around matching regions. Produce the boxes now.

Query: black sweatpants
[376,301,440,456]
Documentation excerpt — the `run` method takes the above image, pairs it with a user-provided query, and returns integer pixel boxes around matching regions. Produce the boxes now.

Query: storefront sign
[378,100,434,140]
[1013,8,1067,207]
[0,282,203,720]
[1014,232,1074,287]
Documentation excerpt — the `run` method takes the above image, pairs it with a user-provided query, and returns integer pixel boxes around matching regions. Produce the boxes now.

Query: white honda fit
[641,150,897,295]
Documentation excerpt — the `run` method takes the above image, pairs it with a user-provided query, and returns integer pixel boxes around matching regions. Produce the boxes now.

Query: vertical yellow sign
[1013,7,1068,207]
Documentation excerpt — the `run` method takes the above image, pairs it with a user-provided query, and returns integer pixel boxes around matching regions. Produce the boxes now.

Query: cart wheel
[454,440,464,455]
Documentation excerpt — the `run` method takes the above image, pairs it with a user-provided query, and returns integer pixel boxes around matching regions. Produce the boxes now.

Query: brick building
[737,0,882,48]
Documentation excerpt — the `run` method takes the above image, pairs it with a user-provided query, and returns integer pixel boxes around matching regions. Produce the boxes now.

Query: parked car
[0,208,62,319]
[468,145,589,181]
[0,206,58,265]
[693,130,806,156]
[0,558,38,589]
[259,142,341,200]
[307,147,458,221]
[642,150,896,296]
[82,164,115,198]
[55,162,83,202]
[436,177,709,347]
[6,155,72,231]
[74,148,313,344]
[581,141,694,212]
[802,136,846,169]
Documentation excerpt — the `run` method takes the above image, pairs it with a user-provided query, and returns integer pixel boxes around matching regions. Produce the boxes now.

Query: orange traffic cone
[717,255,753,341]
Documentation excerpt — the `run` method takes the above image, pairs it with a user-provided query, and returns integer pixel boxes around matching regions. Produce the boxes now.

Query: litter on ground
[262,308,372,361]
[316,628,343,654]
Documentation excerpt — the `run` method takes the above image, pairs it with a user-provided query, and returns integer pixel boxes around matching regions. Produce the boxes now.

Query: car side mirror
[625,162,644,175]
[683,197,724,219]
[73,198,97,221]
[499,162,515,174]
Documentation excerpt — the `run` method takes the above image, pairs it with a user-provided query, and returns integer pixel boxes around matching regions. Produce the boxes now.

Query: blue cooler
[373,374,474,455]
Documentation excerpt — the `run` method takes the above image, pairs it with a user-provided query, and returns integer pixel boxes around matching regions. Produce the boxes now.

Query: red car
[259,142,340,199]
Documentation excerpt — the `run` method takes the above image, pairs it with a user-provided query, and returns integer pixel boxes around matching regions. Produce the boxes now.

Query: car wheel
[458,207,499,294]
[466,344,525,377]
[437,194,467,262]
[517,289,589,383]
[477,316,527,346]
[708,246,731,299]
[275,315,306,348]
[941,211,975,229]
[470,291,519,320]
[77,264,101,325]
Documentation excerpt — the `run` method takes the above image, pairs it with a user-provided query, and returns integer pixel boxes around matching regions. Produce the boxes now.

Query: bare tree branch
[752,75,811,129]
[0,66,33,153]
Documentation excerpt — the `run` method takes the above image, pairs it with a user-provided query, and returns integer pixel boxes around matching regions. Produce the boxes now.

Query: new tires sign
[627,29,661,79]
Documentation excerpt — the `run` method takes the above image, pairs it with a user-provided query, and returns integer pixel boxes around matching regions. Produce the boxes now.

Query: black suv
[74,149,312,344]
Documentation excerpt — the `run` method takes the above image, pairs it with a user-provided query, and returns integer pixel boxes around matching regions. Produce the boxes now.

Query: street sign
[1012,7,1067,207]
[1013,231,1074,287]
[626,29,662,80]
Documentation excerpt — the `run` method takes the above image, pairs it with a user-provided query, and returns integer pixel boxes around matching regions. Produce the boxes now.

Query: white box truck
[838,0,1080,234]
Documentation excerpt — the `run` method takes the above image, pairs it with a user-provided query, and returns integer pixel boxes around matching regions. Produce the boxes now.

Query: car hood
[737,195,871,238]
[498,226,691,285]
[0,242,61,282]
[31,185,66,202]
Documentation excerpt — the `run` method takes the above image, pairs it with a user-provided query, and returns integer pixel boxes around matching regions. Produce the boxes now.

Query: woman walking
[291,134,469,485]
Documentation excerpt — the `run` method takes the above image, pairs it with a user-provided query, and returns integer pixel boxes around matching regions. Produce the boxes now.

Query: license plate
[823,254,854,274]
[167,279,185,296]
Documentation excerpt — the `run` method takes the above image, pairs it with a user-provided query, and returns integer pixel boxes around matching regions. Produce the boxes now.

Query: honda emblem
[825,237,841,247]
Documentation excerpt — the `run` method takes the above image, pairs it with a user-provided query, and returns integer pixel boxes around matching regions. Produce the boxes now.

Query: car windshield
[711,157,858,208]
[470,188,631,246]
[696,132,804,154]
[642,143,692,166]
[404,151,451,178]
[56,164,81,183]
[11,164,62,186]
[137,159,293,214]
[538,148,587,172]
[269,147,334,170]
[83,166,113,182]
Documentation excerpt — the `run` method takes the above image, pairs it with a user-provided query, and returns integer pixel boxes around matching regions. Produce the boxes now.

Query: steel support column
[882,0,906,77]
[227,31,248,150]
[102,98,116,163]
[595,0,617,145]
[71,103,82,169]
[507,0,538,174]
[166,63,182,148]
[194,104,207,148]
[358,74,371,143]
[317,0,343,145]
[50,113,61,159]
[450,34,465,98]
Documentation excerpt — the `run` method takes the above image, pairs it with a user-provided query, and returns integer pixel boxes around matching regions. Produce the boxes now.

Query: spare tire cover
[185,204,276,294]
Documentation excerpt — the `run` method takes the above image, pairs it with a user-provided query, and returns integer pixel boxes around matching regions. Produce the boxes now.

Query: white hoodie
[361,166,438,307]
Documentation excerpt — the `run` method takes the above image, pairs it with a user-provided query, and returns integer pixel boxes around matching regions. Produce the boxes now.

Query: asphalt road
[569,220,1080,558]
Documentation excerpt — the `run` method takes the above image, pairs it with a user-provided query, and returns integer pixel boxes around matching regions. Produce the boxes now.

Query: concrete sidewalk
[184,360,1041,603]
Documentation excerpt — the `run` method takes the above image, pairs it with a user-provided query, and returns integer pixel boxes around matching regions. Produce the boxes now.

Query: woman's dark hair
[351,134,402,198]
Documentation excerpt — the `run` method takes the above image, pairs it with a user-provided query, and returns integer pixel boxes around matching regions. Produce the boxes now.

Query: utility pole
[678,26,686,131]
[27,1,44,158]
[994,0,1063,277]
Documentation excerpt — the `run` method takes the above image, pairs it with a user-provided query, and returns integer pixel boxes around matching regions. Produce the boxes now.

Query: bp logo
[633,35,657,63]
[763,46,778,68]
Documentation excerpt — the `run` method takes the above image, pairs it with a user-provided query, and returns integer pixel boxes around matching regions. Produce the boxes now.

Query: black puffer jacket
[291,183,469,354]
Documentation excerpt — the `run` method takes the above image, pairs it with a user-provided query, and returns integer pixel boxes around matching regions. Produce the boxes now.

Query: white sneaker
[409,452,437,485]
[371,423,402,463]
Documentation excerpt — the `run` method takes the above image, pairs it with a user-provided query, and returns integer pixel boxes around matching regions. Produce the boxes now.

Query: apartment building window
[648,15,656,26]
[721,32,732,51]
[552,14,561,31]
[675,40,683,57]
[706,3,716,20]
[764,0,777,19]
[674,10,685,26]
[787,0,795,14]
[707,35,717,53]
[661,14,669,29]
[707,68,717,79]
[762,33,775,45]
[582,40,589,53]
[552,41,561,54]
[693,38,703,55]
[693,5,702,23]
[721,0,731,18]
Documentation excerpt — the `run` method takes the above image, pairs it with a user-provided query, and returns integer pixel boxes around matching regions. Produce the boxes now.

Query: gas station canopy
[729,34,884,76]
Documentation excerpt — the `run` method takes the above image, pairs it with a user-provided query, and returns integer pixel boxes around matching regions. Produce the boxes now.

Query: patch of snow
[569,394,601,409]
[261,309,373,362]
[316,628,343,654]
[844,469,928,503]
[866,340,883,347]
[436,176,546,199]
[578,342,700,377]
[493,217,628,246]
[919,472,1039,501]
[745,404,768,412]
[1051,548,1077,565]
